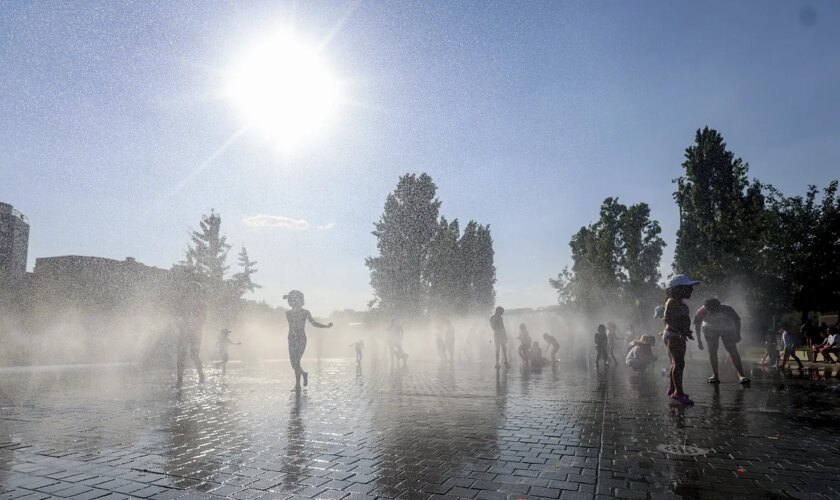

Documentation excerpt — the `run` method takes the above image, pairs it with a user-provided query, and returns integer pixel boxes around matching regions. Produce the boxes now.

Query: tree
[181,211,259,325]
[232,246,261,296]
[550,197,665,321]
[427,217,464,316]
[367,173,497,321]
[467,222,496,313]
[366,173,441,319]
[764,181,840,322]
[673,127,761,289]
[184,210,231,282]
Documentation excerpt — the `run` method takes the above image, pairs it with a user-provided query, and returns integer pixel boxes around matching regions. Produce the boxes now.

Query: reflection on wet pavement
[1,359,839,499]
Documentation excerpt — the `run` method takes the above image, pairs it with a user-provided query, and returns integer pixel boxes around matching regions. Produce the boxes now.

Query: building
[29,255,170,311]
[0,202,30,288]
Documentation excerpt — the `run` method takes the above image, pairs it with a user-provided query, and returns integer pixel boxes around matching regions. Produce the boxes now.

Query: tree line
[366,173,496,321]
[552,126,840,331]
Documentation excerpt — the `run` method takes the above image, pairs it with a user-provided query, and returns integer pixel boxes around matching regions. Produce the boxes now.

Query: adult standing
[694,298,750,384]
[490,306,509,369]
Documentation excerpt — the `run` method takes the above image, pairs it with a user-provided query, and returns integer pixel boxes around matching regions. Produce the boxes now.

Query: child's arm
[306,310,333,329]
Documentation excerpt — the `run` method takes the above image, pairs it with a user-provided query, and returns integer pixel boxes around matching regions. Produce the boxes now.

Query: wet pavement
[1,357,839,500]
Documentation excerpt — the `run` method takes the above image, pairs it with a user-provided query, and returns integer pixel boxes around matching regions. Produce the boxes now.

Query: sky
[2,1,839,313]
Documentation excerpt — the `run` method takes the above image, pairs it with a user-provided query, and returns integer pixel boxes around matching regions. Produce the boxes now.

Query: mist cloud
[242,214,309,230]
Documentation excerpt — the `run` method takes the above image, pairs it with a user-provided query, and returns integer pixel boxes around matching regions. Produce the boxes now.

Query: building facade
[0,202,30,288]
[29,255,170,310]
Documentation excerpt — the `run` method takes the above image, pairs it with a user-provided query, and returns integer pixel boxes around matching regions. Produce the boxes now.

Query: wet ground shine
[1,358,839,500]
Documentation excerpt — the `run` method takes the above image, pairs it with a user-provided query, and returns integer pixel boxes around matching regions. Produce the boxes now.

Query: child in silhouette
[594,324,609,369]
[490,307,509,369]
[518,324,532,370]
[530,341,547,371]
[388,319,408,367]
[217,328,241,375]
[350,340,364,363]
[543,332,560,363]
[284,290,332,391]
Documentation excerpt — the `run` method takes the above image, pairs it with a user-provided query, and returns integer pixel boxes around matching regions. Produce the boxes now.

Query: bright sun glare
[226,32,340,151]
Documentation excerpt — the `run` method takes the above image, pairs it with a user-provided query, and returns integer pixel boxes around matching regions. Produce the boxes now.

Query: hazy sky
[2,1,839,313]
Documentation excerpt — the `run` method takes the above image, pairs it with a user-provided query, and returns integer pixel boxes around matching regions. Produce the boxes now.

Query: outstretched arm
[307,311,333,329]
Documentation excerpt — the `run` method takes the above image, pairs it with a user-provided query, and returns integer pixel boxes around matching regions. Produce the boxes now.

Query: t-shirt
[694,305,739,333]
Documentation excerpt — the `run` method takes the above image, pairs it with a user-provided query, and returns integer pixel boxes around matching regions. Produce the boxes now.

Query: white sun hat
[666,274,700,289]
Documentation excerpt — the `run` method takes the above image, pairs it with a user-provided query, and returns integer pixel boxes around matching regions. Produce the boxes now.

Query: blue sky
[2,1,839,313]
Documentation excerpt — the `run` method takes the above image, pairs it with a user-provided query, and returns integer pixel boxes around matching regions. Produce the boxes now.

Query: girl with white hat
[662,274,700,405]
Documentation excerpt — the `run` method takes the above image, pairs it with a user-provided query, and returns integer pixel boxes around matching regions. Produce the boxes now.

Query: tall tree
[471,222,497,312]
[184,210,231,282]
[427,217,464,316]
[673,127,759,287]
[764,181,840,322]
[181,211,259,326]
[366,173,441,319]
[232,246,261,296]
[550,197,665,320]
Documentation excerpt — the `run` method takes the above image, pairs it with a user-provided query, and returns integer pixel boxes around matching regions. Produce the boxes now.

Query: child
[662,274,700,406]
[518,324,532,369]
[594,324,609,369]
[283,290,333,391]
[765,334,779,368]
[489,307,509,369]
[607,322,619,364]
[781,325,805,370]
[530,341,547,371]
[625,335,657,372]
[217,328,241,375]
[350,340,364,363]
[388,319,408,367]
[444,319,455,362]
[542,333,560,363]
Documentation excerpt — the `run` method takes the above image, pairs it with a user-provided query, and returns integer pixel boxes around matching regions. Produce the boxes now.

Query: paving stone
[0,360,839,499]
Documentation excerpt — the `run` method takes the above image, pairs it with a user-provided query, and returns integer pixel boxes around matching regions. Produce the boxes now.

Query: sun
[225,32,341,151]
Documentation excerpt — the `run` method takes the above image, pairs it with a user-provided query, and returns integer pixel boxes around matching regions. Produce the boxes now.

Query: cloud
[317,222,335,230]
[242,214,309,230]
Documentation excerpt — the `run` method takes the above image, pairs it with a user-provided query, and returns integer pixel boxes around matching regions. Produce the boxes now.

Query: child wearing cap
[662,274,700,405]
[217,328,241,376]
[284,290,333,391]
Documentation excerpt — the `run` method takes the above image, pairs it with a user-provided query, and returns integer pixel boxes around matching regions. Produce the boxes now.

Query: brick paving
[1,358,839,499]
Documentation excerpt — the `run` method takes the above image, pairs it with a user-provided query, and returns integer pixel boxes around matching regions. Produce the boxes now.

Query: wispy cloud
[242,214,309,230]
[317,222,336,230]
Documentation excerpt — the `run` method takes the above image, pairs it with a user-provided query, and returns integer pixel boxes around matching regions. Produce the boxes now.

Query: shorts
[703,328,739,344]
[493,333,507,344]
